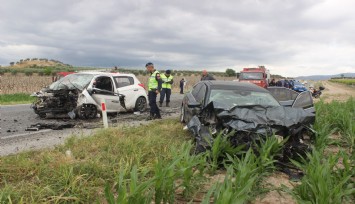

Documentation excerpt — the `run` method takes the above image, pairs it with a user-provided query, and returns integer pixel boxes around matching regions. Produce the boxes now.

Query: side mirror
[187,101,201,108]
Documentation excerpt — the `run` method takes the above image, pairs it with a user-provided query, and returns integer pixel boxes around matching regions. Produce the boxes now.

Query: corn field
[0,73,52,94]
[0,73,234,95]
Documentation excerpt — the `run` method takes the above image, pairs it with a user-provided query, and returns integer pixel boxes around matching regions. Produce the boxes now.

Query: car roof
[73,71,135,77]
[199,81,269,93]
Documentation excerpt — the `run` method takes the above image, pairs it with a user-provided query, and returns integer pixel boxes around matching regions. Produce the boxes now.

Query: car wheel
[78,104,97,119]
[134,97,147,112]
[180,105,186,123]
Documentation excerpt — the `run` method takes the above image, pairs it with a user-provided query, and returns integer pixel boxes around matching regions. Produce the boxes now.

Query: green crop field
[329,78,355,85]
[0,99,355,203]
[0,93,35,105]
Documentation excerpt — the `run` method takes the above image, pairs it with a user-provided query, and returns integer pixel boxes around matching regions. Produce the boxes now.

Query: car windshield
[239,72,263,80]
[49,74,94,90]
[209,89,280,108]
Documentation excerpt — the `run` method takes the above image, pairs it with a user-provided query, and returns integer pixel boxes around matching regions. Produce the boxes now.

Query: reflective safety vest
[148,70,159,91]
[161,74,173,89]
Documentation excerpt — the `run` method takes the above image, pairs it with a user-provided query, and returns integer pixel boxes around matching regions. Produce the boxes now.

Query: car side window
[94,76,114,92]
[196,84,206,104]
[191,84,202,98]
[114,76,134,88]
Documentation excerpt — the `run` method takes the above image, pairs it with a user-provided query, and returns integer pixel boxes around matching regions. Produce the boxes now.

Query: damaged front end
[187,101,315,161]
[31,88,80,118]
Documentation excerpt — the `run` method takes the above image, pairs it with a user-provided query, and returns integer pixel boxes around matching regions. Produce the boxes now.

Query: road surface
[0,93,184,156]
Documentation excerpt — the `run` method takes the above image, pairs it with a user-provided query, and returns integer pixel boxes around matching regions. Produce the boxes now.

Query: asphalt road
[0,93,184,156]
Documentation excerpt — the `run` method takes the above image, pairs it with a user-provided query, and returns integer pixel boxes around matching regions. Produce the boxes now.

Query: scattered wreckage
[181,81,315,161]
[31,72,148,119]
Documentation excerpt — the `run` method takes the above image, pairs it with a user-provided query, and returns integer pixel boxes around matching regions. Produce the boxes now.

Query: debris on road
[25,123,76,131]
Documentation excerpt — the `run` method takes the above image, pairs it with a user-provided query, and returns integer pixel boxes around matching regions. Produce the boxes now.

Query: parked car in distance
[290,80,308,92]
[31,72,148,119]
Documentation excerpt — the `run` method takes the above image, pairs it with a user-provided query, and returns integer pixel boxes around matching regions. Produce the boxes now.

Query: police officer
[146,62,162,120]
[159,70,174,107]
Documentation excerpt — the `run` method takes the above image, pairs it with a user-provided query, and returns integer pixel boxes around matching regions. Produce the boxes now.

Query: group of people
[269,78,293,89]
[145,62,216,120]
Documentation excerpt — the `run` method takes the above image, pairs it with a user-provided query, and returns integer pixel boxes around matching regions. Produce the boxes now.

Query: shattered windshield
[239,72,263,80]
[208,89,280,108]
[49,74,94,90]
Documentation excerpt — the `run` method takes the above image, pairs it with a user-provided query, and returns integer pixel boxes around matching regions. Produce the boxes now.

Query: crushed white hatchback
[31,72,148,119]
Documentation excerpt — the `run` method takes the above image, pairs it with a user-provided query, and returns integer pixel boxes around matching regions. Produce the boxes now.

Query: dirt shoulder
[321,81,355,102]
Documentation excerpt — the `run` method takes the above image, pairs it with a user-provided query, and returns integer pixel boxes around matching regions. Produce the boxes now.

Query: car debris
[25,123,76,131]
[181,81,316,161]
[31,72,148,119]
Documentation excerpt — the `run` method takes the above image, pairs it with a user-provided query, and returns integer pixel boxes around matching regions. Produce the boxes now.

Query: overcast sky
[0,0,354,76]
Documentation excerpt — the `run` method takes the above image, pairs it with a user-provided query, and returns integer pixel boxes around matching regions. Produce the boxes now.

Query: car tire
[134,96,147,112]
[180,104,186,123]
[78,104,97,119]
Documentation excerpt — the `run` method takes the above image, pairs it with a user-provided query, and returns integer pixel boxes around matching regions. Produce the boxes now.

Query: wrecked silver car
[180,81,315,160]
[31,72,148,119]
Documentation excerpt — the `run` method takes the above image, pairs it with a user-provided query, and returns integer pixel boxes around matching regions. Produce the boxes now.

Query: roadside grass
[0,119,191,203]
[0,93,35,105]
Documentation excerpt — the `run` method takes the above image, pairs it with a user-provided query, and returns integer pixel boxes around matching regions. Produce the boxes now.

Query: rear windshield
[239,72,263,80]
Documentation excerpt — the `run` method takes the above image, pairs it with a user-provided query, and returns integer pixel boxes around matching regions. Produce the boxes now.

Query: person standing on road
[159,70,174,107]
[146,62,162,120]
[201,69,215,81]
[180,78,185,94]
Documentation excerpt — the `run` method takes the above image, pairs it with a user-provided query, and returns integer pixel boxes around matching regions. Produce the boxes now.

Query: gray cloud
[0,0,354,76]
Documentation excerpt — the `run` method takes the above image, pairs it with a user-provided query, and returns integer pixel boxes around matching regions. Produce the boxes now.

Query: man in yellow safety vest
[146,62,162,120]
[159,70,174,107]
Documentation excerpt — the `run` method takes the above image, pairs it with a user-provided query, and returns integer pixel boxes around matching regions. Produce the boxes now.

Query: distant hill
[6,58,72,68]
[295,73,355,80]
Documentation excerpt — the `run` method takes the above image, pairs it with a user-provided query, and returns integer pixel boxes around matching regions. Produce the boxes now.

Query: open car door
[267,87,299,107]
[292,91,315,113]
[90,76,125,112]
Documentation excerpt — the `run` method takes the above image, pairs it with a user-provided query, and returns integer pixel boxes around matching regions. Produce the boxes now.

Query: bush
[38,71,44,76]
[24,70,33,76]
[44,67,52,76]
[10,70,18,75]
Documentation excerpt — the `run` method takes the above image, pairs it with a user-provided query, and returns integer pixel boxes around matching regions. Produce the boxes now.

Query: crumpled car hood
[187,101,315,137]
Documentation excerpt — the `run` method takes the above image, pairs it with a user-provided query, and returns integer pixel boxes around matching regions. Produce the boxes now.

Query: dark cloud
[0,0,354,76]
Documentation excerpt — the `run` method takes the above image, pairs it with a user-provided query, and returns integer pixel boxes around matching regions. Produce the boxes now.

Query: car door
[267,87,299,107]
[185,83,203,122]
[292,91,315,113]
[90,76,123,112]
[113,76,137,110]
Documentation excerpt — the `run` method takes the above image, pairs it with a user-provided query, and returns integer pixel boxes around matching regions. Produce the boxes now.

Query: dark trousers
[148,91,160,116]
[180,85,184,94]
[159,88,171,103]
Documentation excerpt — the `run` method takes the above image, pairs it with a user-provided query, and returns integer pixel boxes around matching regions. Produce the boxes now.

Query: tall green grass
[0,93,35,105]
[290,150,355,203]
[202,136,283,203]
[0,119,190,203]
[314,98,355,152]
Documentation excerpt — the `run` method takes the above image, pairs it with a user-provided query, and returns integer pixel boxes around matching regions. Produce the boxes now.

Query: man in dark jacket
[201,70,215,81]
